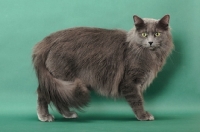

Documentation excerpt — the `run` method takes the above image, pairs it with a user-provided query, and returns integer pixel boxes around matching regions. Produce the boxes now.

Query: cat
[32,15,174,122]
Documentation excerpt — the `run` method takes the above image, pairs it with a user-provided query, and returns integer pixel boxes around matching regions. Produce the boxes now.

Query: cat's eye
[141,33,148,37]
[154,32,161,37]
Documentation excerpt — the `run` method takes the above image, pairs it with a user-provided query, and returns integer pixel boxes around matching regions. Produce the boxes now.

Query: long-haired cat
[32,15,174,122]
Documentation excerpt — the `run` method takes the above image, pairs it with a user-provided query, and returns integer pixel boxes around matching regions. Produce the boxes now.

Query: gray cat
[32,15,174,122]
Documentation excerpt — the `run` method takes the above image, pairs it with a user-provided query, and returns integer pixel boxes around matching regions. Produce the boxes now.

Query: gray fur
[32,15,174,122]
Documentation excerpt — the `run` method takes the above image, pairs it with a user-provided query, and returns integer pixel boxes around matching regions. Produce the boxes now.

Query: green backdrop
[0,0,200,132]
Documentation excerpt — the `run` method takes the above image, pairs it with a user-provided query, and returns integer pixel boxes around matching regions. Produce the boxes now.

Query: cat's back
[43,27,128,65]
[45,27,127,44]
[33,27,127,59]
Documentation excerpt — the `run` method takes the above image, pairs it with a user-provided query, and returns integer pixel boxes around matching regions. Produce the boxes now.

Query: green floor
[1,0,200,132]
[1,100,200,132]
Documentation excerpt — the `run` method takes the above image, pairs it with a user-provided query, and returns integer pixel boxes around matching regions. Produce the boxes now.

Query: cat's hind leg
[54,103,78,119]
[37,87,54,122]
[54,79,90,119]
[60,108,78,119]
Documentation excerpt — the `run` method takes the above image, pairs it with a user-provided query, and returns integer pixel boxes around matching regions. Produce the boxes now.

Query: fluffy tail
[32,40,90,113]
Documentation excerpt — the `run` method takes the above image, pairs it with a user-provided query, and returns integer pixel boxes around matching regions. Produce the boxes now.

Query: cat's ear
[158,15,170,30]
[133,15,145,29]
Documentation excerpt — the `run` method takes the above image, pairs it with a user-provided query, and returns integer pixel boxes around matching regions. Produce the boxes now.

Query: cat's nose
[148,42,153,45]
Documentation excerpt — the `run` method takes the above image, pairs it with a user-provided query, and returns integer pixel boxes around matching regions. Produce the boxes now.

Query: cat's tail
[32,40,90,113]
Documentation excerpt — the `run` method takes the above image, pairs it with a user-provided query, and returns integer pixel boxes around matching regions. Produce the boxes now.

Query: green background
[0,0,200,131]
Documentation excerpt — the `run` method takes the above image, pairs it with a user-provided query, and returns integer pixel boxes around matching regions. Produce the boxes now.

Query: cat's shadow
[56,114,136,122]
[26,112,182,123]
[54,113,180,123]
[144,37,182,101]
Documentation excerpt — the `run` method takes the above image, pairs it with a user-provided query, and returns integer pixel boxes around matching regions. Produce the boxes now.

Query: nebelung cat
[32,15,173,122]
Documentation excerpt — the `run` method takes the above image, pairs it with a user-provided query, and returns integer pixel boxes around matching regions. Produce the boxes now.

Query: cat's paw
[37,113,54,122]
[62,111,78,119]
[136,111,154,121]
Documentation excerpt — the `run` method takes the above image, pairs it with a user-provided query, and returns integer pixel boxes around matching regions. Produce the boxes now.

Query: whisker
[136,47,143,61]
[133,46,142,61]
[172,49,182,54]
[168,55,175,65]
[148,49,154,59]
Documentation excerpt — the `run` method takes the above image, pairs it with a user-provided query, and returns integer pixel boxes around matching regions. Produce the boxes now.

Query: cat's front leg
[121,85,154,121]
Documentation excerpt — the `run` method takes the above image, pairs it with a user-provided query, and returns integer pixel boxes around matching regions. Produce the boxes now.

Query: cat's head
[129,15,171,50]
